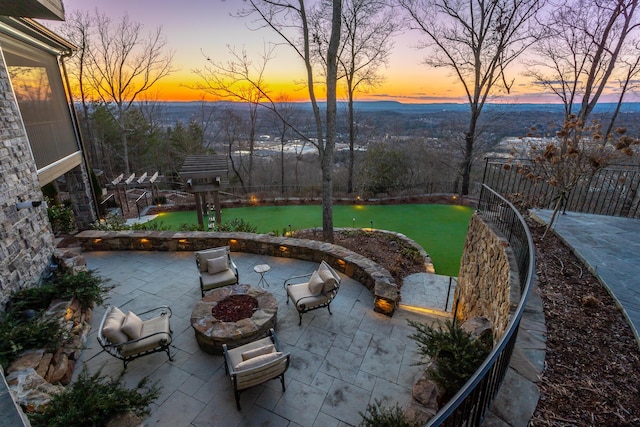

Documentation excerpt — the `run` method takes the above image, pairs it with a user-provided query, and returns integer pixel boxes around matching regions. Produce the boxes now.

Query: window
[0,32,79,176]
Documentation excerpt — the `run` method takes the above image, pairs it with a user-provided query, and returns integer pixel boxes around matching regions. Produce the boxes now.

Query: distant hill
[159,100,640,115]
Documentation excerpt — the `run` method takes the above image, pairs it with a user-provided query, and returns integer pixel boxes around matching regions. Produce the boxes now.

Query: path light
[374,296,395,316]
[352,217,355,227]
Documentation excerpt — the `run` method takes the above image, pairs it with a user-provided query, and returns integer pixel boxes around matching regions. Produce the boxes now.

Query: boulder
[7,349,45,375]
[461,316,493,347]
[106,412,145,427]
[412,370,440,411]
[6,368,64,412]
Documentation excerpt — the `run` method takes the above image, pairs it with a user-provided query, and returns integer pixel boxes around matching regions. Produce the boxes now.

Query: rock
[36,352,53,378]
[106,411,145,427]
[7,349,45,374]
[46,352,69,384]
[405,401,437,425]
[412,371,440,412]
[461,316,494,347]
[6,368,64,411]
[60,359,75,385]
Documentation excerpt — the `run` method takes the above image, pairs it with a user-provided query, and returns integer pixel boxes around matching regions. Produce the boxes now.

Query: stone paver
[532,209,640,341]
[76,251,443,427]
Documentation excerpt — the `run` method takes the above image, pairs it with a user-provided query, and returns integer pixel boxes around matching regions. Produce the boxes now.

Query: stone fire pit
[190,284,278,354]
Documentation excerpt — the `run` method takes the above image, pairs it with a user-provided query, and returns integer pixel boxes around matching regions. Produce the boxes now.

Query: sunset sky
[56,0,572,104]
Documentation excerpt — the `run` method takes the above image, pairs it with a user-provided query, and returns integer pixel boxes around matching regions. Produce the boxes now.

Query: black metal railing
[482,158,640,218]
[426,184,535,426]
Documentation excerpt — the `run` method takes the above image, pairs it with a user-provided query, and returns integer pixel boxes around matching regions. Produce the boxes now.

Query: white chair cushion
[101,307,128,345]
[234,351,284,371]
[120,314,171,357]
[241,344,275,361]
[207,256,228,275]
[121,311,143,340]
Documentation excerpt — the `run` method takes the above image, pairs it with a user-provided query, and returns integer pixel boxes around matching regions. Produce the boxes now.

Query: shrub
[408,319,491,403]
[92,212,128,231]
[359,399,419,427]
[215,218,258,233]
[0,314,66,370]
[50,269,113,308]
[29,368,160,427]
[9,270,112,314]
[47,199,76,234]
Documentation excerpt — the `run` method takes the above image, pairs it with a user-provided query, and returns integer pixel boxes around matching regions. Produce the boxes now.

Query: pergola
[179,155,228,229]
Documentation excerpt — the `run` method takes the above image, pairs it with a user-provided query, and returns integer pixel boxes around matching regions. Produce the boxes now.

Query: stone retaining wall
[75,230,403,315]
[455,213,521,341]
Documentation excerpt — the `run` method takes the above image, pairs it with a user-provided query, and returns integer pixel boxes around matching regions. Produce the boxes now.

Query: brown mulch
[527,219,640,426]
[292,229,426,286]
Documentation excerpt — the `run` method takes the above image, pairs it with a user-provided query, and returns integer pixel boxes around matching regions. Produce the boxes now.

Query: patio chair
[284,260,342,325]
[195,246,239,296]
[223,328,290,410]
[97,305,173,368]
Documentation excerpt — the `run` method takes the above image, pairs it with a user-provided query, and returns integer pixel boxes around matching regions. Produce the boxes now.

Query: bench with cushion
[195,246,239,296]
[284,260,342,325]
[98,305,173,368]
[223,328,290,410]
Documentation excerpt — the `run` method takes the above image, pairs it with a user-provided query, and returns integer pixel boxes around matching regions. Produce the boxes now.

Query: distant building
[0,1,96,309]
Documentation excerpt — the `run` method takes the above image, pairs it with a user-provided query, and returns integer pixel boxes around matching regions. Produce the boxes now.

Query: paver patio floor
[75,251,444,427]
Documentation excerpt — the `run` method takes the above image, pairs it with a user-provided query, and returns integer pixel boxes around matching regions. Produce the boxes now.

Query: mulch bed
[527,219,640,426]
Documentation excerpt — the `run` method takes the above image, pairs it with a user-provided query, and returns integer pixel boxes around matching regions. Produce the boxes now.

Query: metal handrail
[426,184,536,426]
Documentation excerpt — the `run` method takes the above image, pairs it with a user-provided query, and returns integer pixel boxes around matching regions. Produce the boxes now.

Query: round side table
[254,264,271,288]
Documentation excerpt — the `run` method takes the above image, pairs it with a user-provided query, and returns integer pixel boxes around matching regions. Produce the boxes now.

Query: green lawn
[150,204,474,277]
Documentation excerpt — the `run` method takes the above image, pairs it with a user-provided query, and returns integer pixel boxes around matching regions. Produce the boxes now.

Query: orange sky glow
[53,0,630,105]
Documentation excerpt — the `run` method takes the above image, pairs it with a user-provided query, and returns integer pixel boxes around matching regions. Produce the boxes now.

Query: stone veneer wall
[75,229,404,313]
[0,53,55,311]
[455,212,521,341]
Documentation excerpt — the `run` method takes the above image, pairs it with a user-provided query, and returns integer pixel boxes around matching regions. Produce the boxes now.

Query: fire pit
[190,284,278,354]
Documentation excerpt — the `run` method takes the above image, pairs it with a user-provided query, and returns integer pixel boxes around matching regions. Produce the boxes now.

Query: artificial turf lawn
[150,204,474,277]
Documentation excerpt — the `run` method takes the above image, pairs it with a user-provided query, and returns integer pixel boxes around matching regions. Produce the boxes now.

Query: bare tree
[57,10,98,166]
[528,0,640,125]
[399,0,546,196]
[515,117,637,236]
[604,38,640,141]
[312,0,398,193]
[194,45,276,188]
[85,12,174,175]
[238,0,343,242]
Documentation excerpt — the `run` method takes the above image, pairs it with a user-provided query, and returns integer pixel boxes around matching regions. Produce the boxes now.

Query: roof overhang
[0,17,75,55]
[0,0,64,21]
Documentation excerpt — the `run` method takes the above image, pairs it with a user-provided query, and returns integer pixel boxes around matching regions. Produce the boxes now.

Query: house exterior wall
[0,50,55,310]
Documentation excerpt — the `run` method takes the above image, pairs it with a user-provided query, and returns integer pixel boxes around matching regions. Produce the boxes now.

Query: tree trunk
[347,86,355,194]
[322,0,342,243]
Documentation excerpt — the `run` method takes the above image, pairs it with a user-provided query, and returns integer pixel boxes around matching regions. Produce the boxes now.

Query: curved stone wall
[455,212,521,341]
[75,229,402,314]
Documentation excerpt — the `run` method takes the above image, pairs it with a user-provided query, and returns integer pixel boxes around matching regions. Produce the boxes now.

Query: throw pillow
[102,307,128,344]
[234,351,284,371]
[197,248,227,272]
[318,263,337,293]
[307,270,324,295]
[241,344,275,361]
[207,256,228,275]
[121,311,143,340]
